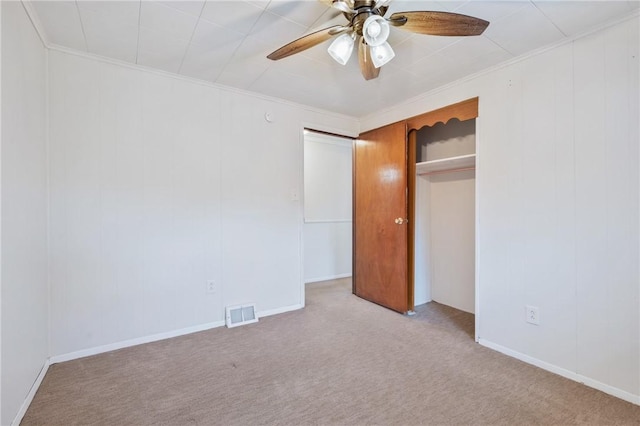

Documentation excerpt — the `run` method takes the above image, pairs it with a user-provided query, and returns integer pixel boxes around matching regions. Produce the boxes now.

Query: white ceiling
[29,0,639,117]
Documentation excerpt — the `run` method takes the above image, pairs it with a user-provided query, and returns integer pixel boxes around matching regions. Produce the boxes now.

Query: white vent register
[225,304,258,328]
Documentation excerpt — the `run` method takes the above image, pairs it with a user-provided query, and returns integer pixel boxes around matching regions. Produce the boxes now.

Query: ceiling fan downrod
[342,1,387,36]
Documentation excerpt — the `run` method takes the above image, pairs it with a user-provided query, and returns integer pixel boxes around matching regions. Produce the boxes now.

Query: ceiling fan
[266,0,490,81]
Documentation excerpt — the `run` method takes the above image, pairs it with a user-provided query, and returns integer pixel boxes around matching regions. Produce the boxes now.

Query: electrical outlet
[207,280,217,294]
[526,305,539,325]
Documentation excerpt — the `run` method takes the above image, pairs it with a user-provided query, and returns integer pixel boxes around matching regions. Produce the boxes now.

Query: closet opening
[412,118,476,340]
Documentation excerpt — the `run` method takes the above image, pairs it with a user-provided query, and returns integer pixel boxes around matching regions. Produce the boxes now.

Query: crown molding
[48,43,359,122]
[21,0,50,48]
[19,1,358,124]
[360,8,640,127]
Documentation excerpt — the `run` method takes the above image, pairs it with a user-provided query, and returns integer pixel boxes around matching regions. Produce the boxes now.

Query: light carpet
[22,278,640,425]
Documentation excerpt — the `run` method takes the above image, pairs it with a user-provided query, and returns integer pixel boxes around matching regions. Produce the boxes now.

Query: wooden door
[353,121,411,313]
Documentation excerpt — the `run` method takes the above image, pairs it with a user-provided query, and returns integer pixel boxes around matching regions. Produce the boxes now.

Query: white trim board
[0,1,3,423]
[304,131,354,147]
[15,303,302,424]
[257,303,303,319]
[49,303,304,364]
[48,44,357,121]
[50,320,225,364]
[304,219,352,224]
[305,274,352,284]
[359,9,640,130]
[474,117,481,343]
[20,0,48,48]
[300,120,359,140]
[20,2,358,124]
[11,360,50,426]
[478,339,640,406]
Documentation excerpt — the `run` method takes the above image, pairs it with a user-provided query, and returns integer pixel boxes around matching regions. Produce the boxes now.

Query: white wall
[303,131,352,282]
[47,50,358,358]
[428,170,475,313]
[1,2,49,425]
[414,175,431,306]
[362,16,640,402]
[415,170,475,312]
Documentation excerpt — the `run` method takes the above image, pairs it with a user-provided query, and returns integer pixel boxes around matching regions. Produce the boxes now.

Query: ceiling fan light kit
[267,0,490,81]
[370,42,395,68]
[363,15,390,46]
[328,33,356,65]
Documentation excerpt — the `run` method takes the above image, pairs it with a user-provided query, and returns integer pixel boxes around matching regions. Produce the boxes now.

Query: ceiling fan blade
[358,38,380,81]
[267,26,349,61]
[319,0,355,12]
[388,11,489,36]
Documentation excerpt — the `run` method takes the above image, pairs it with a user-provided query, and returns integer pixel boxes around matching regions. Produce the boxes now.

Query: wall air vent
[225,304,258,328]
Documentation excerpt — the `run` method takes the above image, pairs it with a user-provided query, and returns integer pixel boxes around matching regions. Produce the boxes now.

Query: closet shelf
[416,154,476,175]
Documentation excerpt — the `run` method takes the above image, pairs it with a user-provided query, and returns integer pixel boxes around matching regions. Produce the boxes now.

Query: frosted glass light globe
[367,21,381,38]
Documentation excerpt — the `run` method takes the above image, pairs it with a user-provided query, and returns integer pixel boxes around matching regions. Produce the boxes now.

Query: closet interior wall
[414,119,476,313]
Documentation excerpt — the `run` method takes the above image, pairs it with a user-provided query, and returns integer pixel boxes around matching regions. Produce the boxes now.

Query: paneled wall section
[47,50,358,357]
[361,16,640,401]
[1,2,49,425]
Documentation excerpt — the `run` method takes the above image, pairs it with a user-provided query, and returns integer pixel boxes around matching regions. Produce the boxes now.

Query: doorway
[302,129,354,284]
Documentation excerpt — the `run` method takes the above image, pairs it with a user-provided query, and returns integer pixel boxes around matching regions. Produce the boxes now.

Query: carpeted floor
[23,278,640,425]
[412,299,475,340]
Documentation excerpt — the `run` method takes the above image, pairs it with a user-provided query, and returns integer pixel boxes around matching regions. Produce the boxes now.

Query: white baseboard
[258,303,303,318]
[50,320,226,364]
[12,359,50,426]
[478,338,640,406]
[48,303,306,365]
[17,307,305,424]
[49,302,309,365]
[304,273,352,284]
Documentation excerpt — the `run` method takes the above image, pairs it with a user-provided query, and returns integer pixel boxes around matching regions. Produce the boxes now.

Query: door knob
[394,218,408,225]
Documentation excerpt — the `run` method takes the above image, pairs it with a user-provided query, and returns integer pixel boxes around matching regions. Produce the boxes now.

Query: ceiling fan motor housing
[349,1,385,36]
